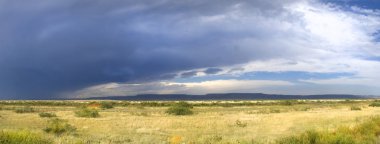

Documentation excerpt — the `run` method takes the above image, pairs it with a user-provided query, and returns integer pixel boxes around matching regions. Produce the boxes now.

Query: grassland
[1,100,380,143]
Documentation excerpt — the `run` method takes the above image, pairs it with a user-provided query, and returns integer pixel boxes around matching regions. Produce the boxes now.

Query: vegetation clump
[277,116,380,144]
[281,100,295,106]
[0,130,52,144]
[100,101,115,109]
[369,101,380,107]
[75,107,100,118]
[43,118,76,135]
[235,120,247,128]
[166,102,193,115]
[350,106,362,111]
[14,106,35,113]
[39,112,57,118]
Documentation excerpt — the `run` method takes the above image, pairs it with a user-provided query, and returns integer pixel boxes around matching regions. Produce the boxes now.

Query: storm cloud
[0,0,305,99]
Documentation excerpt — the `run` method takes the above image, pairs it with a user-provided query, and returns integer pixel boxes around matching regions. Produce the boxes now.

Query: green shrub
[369,101,380,107]
[14,106,35,113]
[166,102,193,115]
[350,106,362,111]
[166,106,193,115]
[39,112,57,118]
[0,130,52,144]
[75,107,100,118]
[235,120,247,128]
[100,101,115,109]
[281,100,295,106]
[43,118,76,135]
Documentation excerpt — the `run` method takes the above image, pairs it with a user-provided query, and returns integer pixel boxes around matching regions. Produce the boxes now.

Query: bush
[369,101,380,107]
[281,100,295,106]
[0,130,52,144]
[100,101,115,109]
[350,106,362,111]
[39,112,57,118]
[14,106,35,113]
[166,102,193,115]
[43,118,76,135]
[75,107,100,118]
[235,120,247,128]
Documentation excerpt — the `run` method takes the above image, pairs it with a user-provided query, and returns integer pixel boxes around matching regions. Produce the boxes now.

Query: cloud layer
[0,0,379,99]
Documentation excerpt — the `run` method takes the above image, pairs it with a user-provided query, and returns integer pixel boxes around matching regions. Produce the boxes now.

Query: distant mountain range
[82,93,374,101]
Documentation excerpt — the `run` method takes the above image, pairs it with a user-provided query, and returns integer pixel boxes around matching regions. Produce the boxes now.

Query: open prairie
[1,100,380,144]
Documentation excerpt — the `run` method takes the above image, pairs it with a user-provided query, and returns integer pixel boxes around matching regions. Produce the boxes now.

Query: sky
[0,0,380,99]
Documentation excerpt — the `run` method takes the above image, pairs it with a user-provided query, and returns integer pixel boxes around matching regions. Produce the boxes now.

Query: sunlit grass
[278,116,380,144]
[0,100,379,143]
[0,130,52,144]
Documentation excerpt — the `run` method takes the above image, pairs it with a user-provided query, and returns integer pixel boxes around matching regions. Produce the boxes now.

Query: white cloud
[210,1,380,89]
[300,77,376,86]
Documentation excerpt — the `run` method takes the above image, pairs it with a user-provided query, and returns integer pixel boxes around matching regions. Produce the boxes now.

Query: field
[1,100,380,143]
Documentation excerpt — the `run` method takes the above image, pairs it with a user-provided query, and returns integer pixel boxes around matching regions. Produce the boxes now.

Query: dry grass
[0,100,379,143]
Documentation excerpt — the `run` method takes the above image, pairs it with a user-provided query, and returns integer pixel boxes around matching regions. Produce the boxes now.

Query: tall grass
[277,116,380,144]
[0,130,52,144]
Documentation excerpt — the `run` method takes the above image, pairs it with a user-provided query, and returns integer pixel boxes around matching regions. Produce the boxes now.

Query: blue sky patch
[321,0,380,10]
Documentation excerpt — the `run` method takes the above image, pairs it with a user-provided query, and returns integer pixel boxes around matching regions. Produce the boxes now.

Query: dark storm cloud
[0,0,302,99]
[204,68,223,74]
[181,71,198,78]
